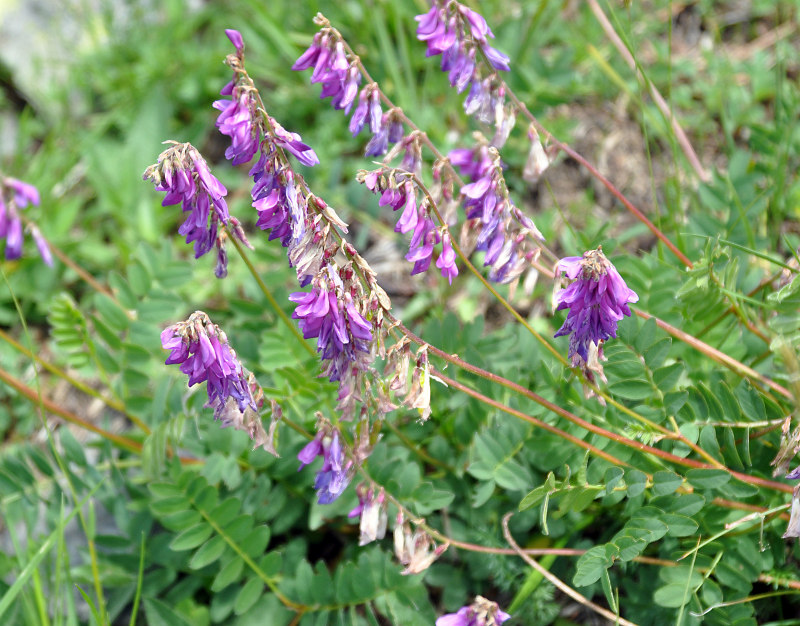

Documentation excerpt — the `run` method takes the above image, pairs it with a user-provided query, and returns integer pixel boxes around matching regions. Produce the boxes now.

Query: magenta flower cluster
[450,145,540,283]
[161,312,256,421]
[363,171,458,284]
[144,144,247,278]
[289,271,373,383]
[293,34,403,157]
[297,427,351,504]
[416,2,510,123]
[0,177,51,265]
[554,248,639,363]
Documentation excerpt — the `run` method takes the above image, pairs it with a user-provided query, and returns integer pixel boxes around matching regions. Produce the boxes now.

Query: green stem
[228,236,315,358]
[0,328,150,434]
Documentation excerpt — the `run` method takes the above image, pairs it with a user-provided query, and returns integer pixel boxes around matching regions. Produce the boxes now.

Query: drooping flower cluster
[450,142,543,283]
[359,169,458,284]
[289,265,374,384]
[0,177,51,265]
[415,2,515,140]
[297,421,352,504]
[348,484,388,546]
[161,311,278,452]
[553,248,639,373]
[436,596,511,626]
[293,18,404,157]
[143,142,250,278]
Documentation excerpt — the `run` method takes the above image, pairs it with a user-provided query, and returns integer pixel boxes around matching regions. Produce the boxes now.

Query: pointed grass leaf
[143,597,194,626]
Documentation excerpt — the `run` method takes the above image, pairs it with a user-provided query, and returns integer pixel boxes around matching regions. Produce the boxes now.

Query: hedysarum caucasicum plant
[121,6,800,622]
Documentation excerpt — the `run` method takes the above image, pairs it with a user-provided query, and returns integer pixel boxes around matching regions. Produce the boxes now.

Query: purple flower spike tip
[225,29,244,55]
[554,247,638,365]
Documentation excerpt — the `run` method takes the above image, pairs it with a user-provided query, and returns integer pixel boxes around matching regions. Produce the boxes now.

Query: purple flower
[436,231,458,284]
[297,426,352,504]
[144,143,251,277]
[250,142,308,250]
[225,29,244,56]
[161,311,256,419]
[214,89,260,166]
[436,596,511,626]
[554,248,639,364]
[293,32,363,116]
[450,144,541,283]
[0,177,51,265]
[289,272,374,383]
[271,119,320,167]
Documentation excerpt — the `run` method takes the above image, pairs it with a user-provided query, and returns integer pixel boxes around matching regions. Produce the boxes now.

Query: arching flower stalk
[0,176,52,265]
[143,142,251,278]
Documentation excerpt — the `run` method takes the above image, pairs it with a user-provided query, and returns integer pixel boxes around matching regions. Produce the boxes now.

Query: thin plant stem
[228,235,316,358]
[502,513,640,626]
[586,0,710,182]
[0,327,150,434]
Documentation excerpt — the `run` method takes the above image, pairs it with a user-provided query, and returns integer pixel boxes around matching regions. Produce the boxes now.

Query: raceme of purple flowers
[0,177,52,266]
[161,311,257,421]
[362,171,458,284]
[554,248,639,364]
[436,596,511,626]
[293,32,403,157]
[450,144,541,283]
[143,143,249,278]
[297,427,351,504]
[289,271,374,384]
[416,2,512,128]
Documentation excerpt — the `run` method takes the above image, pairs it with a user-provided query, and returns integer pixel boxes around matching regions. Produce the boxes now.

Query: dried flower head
[348,484,388,546]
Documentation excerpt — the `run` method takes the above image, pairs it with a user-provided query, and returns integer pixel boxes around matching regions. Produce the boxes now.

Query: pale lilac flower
[161,311,257,420]
[297,425,352,504]
[213,88,260,166]
[348,485,388,546]
[271,119,320,167]
[0,177,51,265]
[437,596,511,626]
[554,248,639,364]
[436,231,458,284]
[29,225,53,267]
